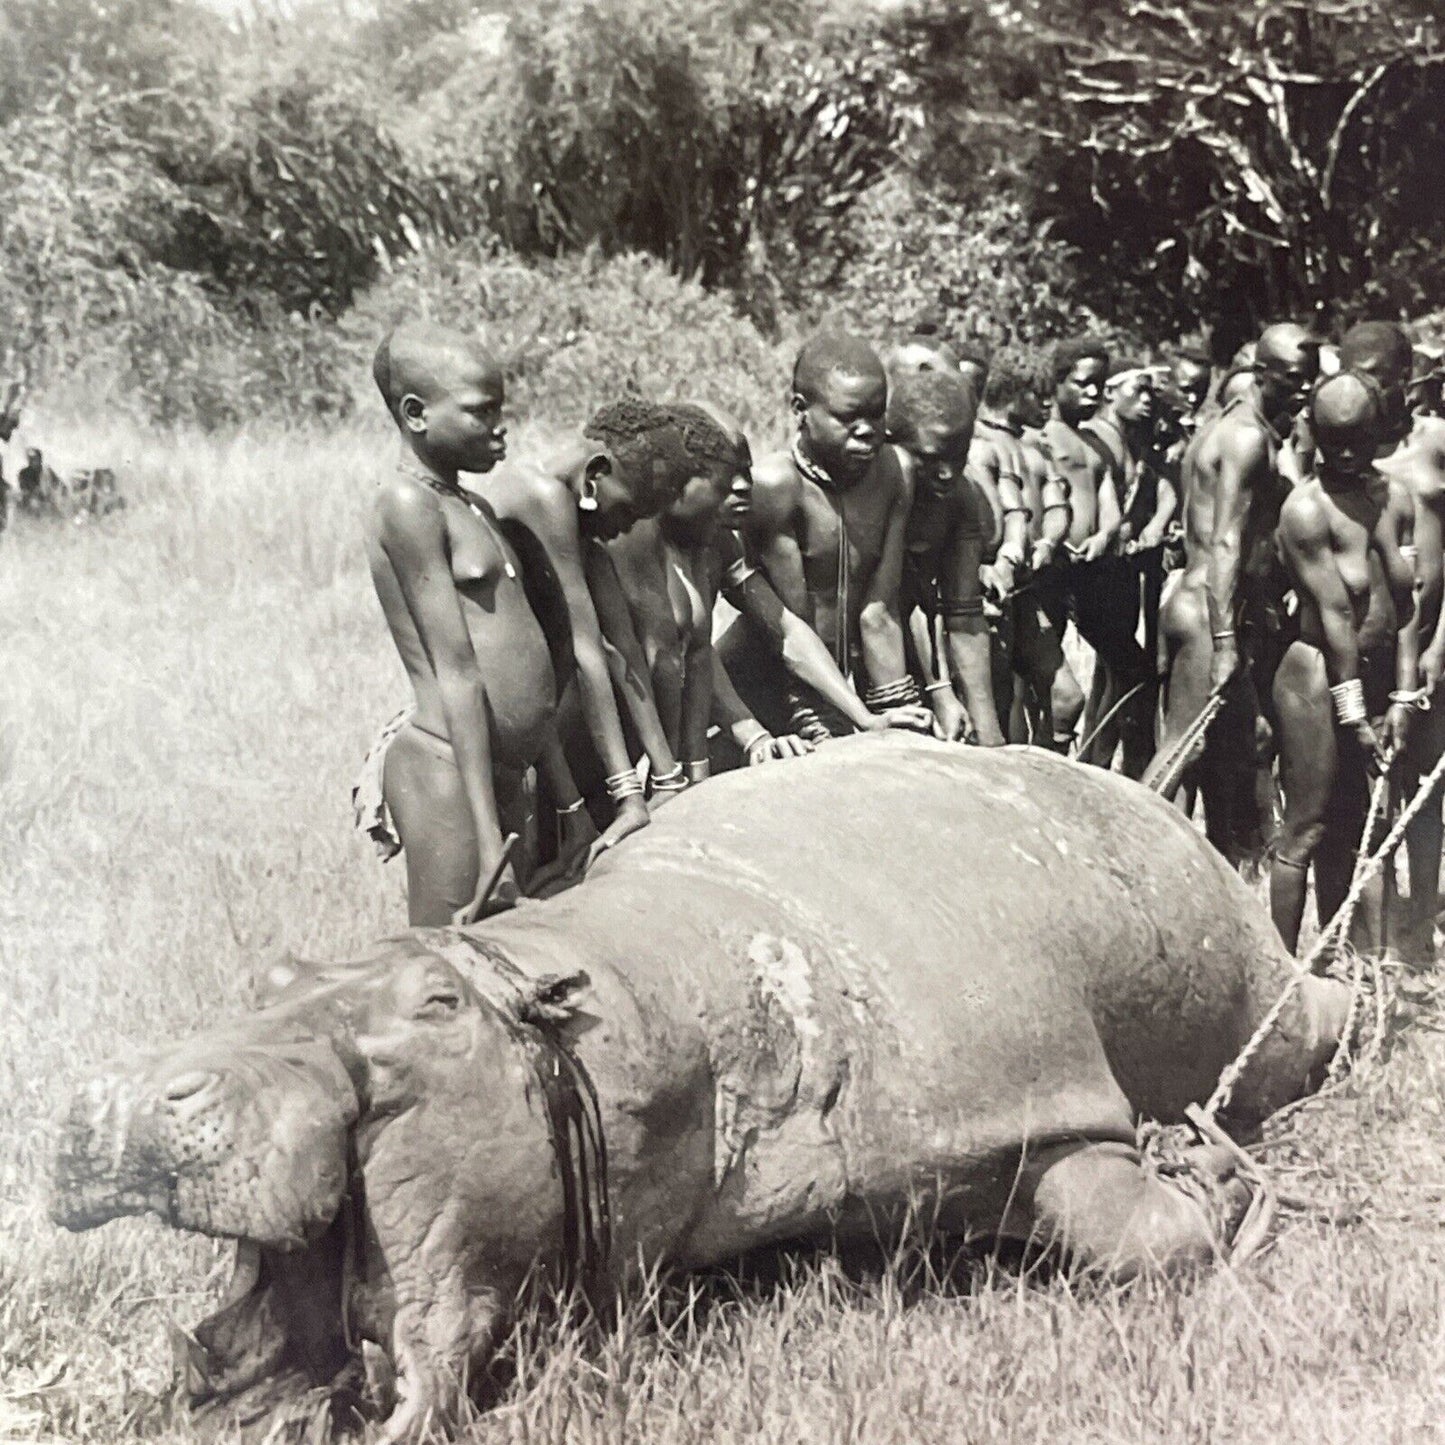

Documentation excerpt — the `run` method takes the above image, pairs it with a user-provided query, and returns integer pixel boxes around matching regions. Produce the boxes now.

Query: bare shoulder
[1277,481,1329,542]
[747,452,803,534]
[372,473,444,540]
[1413,415,1445,474]
[878,442,914,508]
[490,460,577,540]
[1217,413,1271,476]
[967,430,1000,471]
[1386,474,1417,521]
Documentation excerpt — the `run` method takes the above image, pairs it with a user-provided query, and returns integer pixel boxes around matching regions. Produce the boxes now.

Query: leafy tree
[1035,0,1444,346]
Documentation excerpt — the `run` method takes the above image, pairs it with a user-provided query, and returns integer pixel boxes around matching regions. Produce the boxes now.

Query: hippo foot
[1028,1139,1260,1280]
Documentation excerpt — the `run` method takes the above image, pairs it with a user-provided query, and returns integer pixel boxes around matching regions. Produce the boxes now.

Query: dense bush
[815,174,1137,388]
[344,242,794,438]
[5,0,1445,426]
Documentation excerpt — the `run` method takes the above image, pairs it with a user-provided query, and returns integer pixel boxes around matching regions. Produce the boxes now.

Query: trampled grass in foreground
[2,419,1444,1443]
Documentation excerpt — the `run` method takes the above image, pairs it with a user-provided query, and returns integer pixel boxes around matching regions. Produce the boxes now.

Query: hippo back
[469,735,1311,1261]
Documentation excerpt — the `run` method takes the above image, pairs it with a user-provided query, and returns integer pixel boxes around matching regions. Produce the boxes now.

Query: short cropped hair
[1051,338,1111,388]
[1339,322,1414,384]
[792,332,887,403]
[886,369,977,447]
[584,398,736,505]
[982,363,1029,412]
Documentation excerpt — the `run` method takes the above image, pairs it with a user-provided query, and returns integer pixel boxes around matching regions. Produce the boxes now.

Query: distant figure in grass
[17,448,61,516]
[359,323,686,925]
[723,331,932,740]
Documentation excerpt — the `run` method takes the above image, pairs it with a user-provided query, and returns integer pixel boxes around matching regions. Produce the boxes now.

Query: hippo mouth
[180,1228,352,1415]
[51,1035,372,1423]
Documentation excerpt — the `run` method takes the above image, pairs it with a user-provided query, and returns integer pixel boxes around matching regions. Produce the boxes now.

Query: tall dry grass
[2,416,1445,1443]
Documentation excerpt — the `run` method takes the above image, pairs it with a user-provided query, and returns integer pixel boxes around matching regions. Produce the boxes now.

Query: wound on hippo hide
[517,970,592,1026]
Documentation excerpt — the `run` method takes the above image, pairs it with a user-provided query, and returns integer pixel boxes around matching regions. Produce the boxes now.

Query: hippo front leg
[376,1237,507,1445]
[1026,1139,1253,1279]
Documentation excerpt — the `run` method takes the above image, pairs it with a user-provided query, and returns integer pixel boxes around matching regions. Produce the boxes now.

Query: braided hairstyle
[584,398,737,513]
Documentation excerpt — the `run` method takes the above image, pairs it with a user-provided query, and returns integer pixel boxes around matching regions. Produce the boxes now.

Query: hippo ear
[516,969,591,1026]
[256,951,319,1005]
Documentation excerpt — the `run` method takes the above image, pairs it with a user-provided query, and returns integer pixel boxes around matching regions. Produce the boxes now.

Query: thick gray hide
[467,734,1341,1269]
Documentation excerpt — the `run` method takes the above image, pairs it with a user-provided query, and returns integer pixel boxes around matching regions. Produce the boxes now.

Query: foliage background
[6,0,1439,428]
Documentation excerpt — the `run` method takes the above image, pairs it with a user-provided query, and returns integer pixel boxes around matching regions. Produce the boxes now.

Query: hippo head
[51,933,595,1440]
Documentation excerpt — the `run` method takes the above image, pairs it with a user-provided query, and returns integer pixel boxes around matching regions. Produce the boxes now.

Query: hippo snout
[51,1036,361,1251]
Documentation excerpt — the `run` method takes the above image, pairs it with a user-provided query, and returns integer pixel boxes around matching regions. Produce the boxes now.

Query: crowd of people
[352,317,1445,966]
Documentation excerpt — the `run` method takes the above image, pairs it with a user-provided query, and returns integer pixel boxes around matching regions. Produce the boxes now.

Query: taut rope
[1200,743,1445,1123]
[1141,686,1227,796]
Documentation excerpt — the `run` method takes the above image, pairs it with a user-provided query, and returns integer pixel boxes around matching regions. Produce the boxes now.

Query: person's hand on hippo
[744,730,813,764]
[926,685,969,743]
[587,793,649,864]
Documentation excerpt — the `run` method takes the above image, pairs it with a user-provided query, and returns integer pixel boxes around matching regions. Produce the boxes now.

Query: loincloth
[351,706,415,861]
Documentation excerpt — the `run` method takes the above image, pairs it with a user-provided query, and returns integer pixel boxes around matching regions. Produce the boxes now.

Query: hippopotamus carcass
[51,735,1349,1441]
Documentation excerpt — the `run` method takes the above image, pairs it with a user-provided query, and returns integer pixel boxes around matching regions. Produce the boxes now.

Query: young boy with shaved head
[1271,372,1419,953]
[1151,322,1322,863]
[725,332,929,739]
[361,321,573,923]
[1341,321,1445,961]
[361,323,722,921]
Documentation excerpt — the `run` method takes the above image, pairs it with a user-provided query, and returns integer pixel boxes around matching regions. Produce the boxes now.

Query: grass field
[3,418,1445,1444]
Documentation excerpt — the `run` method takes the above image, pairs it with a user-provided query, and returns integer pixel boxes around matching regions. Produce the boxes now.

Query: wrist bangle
[1211,630,1236,641]
[1390,688,1431,712]
[864,676,922,713]
[924,680,953,695]
[687,759,711,783]
[736,723,770,754]
[604,768,645,803]
[650,762,685,786]
[1330,679,1368,727]
[556,796,587,816]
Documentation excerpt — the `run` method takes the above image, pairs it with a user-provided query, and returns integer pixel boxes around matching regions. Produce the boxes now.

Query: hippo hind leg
[1027,1140,1251,1281]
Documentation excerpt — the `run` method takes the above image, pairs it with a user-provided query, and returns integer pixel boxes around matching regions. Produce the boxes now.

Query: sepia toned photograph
[3,1,1444,1440]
